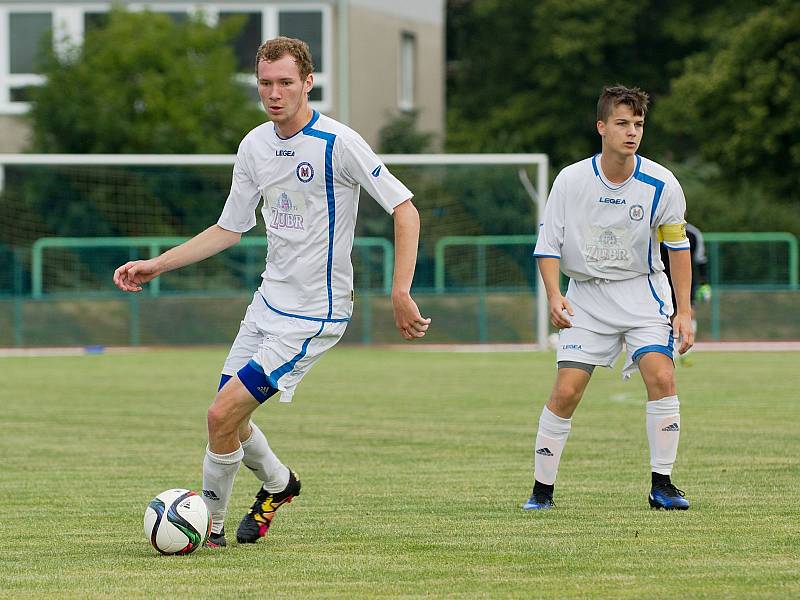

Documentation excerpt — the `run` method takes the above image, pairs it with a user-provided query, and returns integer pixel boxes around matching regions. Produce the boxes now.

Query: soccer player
[523,85,693,512]
[113,37,430,546]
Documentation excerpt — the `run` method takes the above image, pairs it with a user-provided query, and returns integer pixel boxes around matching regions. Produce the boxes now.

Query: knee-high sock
[202,445,244,534]
[646,395,681,475]
[534,406,572,485]
[241,421,290,493]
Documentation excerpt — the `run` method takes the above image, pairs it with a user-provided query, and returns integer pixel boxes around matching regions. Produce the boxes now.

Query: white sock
[533,406,572,485]
[241,421,290,493]
[202,445,244,534]
[646,396,681,475]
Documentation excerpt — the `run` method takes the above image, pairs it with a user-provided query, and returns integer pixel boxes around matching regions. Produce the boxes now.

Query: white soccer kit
[218,110,412,400]
[533,154,690,374]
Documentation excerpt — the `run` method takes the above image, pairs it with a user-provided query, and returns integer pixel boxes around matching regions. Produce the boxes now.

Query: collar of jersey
[592,153,640,191]
[273,110,320,141]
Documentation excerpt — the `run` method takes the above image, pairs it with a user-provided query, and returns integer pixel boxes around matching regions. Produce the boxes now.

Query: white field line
[1,341,799,358]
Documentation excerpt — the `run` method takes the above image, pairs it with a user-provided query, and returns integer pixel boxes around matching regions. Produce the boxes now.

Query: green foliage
[28,9,264,153]
[377,110,435,154]
[446,0,800,235]
[655,0,800,199]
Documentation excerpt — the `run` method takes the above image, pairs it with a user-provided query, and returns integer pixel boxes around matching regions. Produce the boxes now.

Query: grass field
[1,347,798,599]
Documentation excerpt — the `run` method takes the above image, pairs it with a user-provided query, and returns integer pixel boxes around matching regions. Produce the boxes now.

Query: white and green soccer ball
[143,489,210,555]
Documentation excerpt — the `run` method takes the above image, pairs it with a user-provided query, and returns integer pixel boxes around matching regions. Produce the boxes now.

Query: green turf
[0,348,798,599]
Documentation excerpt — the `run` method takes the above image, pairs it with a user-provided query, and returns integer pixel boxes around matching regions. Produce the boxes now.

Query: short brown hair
[255,37,314,79]
[597,85,649,122]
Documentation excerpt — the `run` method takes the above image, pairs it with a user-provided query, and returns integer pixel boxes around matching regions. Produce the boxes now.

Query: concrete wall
[347,4,444,150]
[0,0,445,153]
[0,115,30,152]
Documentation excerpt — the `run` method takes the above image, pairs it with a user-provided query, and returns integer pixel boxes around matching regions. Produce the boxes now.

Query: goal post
[0,152,551,348]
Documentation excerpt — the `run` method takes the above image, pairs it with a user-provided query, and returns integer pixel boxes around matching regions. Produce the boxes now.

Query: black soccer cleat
[649,477,690,510]
[205,528,227,548]
[522,481,555,510]
[236,470,301,544]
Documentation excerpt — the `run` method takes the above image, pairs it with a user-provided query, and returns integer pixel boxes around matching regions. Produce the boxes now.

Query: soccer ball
[143,489,211,555]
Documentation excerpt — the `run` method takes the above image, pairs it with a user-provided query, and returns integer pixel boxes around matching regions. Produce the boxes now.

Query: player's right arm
[538,257,573,329]
[533,171,572,328]
[113,225,241,292]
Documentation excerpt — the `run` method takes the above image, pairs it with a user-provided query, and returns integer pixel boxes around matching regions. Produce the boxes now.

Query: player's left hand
[392,291,431,341]
[672,311,695,354]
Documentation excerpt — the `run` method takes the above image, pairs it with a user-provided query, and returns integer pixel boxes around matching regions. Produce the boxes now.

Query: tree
[445,0,770,168]
[655,0,800,200]
[28,8,264,153]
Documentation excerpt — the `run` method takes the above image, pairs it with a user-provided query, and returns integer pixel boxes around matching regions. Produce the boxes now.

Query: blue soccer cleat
[649,480,690,510]
[522,483,555,510]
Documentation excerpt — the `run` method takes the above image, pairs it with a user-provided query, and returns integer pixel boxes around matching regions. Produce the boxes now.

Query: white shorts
[556,272,675,378]
[222,292,348,402]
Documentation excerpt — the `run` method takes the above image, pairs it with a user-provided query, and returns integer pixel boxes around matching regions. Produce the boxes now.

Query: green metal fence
[1,232,797,346]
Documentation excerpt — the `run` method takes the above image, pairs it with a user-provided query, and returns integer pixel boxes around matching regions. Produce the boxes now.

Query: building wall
[348,4,444,150]
[0,114,29,152]
[0,0,444,153]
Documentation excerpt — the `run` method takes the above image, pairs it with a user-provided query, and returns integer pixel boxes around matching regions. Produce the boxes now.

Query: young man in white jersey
[113,37,431,546]
[523,85,693,511]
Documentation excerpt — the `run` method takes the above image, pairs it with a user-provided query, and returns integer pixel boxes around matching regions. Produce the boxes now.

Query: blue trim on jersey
[533,253,561,259]
[260,293,350,323]
[302,123,337,319]
[633,164,665,226]
[275,110,320,141]
[592,154,638,191]
[267,323,325,386]
[647,274,669,318]
[662,245,690,251]
[632,343,674,363]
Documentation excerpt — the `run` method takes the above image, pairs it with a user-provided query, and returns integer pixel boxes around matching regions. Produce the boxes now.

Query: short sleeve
[656,176,690,250]
[533,171,567,258]
[339,134,412,214]
[217,140,262,233]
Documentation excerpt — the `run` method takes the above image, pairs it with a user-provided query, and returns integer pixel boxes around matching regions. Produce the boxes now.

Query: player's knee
[551,380,583,406]
[207,396,237,436]
[649,368,676,396]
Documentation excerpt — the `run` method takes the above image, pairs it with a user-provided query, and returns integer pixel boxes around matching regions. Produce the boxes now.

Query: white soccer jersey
[218,111,412,320]
[534,154,689,281]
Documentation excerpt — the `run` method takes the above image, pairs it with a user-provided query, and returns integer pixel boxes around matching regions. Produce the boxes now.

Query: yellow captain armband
[657,222,687,243]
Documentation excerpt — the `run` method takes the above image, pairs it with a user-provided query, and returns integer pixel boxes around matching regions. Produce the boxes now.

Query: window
[9,12,51,74]
[219,11,262,73]
[279,11,323,71]
[398,32,416,111]
[0,3,331,114]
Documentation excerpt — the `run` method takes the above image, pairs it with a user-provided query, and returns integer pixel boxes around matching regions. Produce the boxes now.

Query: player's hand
[113,259,161,292]
[392,291,431,341]
[672,310,695,354]
[549,294,573,329]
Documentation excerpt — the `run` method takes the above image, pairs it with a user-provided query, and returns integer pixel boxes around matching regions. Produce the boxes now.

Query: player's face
[257,55,314,136]
[597,103,644,158]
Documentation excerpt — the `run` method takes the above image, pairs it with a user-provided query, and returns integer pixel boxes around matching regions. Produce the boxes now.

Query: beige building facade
[0,0,444,152]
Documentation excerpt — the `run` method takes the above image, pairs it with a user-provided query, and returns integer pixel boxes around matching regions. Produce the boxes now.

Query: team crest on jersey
[296,162,314,183]
[629,204,644,221]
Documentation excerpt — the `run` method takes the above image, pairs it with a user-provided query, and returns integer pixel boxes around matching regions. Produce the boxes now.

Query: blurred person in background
[524,85,693,512]
[661,222,710,364]
[114,37,430,548]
